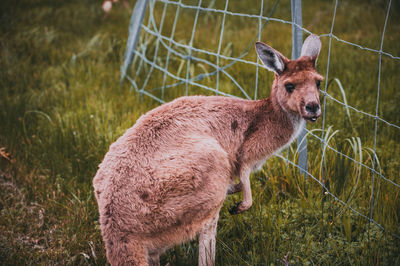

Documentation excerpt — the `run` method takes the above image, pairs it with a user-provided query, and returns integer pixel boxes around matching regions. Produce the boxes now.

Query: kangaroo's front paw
[228,202,240,215]
[228,201,251,215]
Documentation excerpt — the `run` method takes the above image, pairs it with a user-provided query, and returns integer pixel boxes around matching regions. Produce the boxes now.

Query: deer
[93,34,323,266]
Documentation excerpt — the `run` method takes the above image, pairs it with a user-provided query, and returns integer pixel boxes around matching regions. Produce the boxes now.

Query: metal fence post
[291,0,308,176]
[121,0,149,84]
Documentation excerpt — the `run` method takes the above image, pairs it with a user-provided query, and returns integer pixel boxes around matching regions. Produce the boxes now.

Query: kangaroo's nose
[305,102,320,114]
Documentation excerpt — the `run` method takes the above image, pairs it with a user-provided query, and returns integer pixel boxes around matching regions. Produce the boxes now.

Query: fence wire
[122,0,400,241]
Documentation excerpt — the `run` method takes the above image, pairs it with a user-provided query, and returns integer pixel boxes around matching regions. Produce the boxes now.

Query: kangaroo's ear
[301,34,321,63]
[255,42,288,75]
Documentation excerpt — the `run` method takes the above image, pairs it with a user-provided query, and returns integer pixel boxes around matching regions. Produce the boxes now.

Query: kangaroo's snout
[305,102,320,114]
[304,101,321,122]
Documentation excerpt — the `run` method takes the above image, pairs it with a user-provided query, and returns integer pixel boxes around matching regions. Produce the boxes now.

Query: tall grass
[0,0,399,265]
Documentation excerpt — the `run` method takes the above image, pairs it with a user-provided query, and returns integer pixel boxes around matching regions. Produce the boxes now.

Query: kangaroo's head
[255,34,324,122]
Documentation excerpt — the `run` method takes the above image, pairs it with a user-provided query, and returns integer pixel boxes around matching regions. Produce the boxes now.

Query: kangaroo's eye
[316,80,321,89]
[285,83,295,93]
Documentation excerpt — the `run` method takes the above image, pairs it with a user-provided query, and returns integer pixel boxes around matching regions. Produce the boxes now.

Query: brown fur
[94,35,323,265]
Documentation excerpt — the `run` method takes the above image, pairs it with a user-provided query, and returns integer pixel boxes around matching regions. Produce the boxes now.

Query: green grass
[1,0,399,265]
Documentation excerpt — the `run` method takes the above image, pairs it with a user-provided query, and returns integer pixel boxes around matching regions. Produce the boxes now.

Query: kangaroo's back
[94,95,253,188]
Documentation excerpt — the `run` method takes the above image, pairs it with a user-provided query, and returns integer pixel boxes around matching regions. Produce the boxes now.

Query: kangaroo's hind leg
[198,213,219,266]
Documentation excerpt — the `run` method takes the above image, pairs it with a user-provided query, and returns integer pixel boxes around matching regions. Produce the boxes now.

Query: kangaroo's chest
[249,118,305,172]
[277,118,305,153]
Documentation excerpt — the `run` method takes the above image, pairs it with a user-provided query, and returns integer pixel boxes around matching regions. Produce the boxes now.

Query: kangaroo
[93,34,323,266]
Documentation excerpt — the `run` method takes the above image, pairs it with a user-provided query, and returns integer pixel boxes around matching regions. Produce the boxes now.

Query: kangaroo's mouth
[301,104,321,123]
[303,115,320,122]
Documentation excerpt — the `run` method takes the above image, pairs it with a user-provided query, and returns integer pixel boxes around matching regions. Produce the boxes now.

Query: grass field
[1,0,399,265]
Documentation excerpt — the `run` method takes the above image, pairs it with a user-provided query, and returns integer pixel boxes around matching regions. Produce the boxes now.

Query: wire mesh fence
[121,0,400,242]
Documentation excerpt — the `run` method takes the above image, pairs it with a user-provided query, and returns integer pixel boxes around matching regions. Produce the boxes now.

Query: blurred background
[0,0,399,264]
